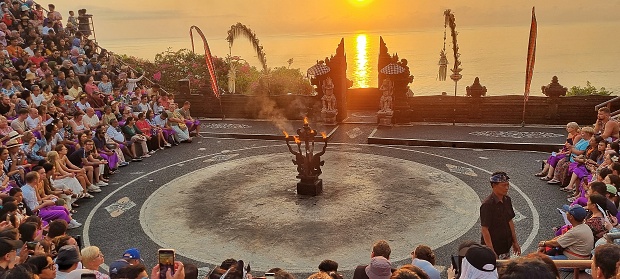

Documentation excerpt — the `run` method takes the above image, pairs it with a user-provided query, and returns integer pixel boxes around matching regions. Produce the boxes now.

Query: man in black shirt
[480,171,521,259]
[67,139,107,192]
[0,95,14,117]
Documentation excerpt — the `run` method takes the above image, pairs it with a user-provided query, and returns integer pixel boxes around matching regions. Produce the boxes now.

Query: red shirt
[135,119,152,137]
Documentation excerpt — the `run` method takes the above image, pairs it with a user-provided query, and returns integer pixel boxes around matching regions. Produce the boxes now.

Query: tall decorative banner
[524,7,537,102]
[190,26,220,98]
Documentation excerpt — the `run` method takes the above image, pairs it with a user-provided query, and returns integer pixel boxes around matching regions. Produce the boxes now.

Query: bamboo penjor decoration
[226,23,268,72]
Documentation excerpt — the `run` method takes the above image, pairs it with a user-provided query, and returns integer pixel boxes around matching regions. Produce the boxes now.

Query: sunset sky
[51,0,619,41]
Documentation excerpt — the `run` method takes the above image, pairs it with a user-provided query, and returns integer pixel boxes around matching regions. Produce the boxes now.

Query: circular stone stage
[140,151,480,272]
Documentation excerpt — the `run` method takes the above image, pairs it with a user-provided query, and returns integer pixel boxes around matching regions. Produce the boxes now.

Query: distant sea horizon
[97,21,619,96]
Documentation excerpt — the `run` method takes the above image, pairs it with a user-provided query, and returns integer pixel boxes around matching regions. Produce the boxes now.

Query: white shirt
[138,103,150,113]
[76,102,91,111]
[21,184,38,212]
[83,114,100,128]
[32,94,46,106]
[107,126,125,142]
[26,115,41,130]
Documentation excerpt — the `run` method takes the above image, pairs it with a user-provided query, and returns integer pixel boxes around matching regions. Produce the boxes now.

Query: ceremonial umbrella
[307,63,331,76]
[380,63,406,75]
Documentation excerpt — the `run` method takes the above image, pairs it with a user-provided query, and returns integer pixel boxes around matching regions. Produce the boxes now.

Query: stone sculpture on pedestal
[378,78,394,126]
[321,77,338,125]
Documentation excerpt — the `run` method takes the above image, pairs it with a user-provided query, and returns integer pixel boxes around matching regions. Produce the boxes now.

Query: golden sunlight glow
[283,131,289,138]
[354,33,370,88]
[348,0,374,8]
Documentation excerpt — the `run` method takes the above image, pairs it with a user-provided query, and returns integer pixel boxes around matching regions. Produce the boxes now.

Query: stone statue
[321,77,337,112]
[379,78,393,113]
[466,77,487,98]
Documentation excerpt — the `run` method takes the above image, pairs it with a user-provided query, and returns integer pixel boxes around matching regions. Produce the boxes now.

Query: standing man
[480,171,521,259]
[594,107,620,142]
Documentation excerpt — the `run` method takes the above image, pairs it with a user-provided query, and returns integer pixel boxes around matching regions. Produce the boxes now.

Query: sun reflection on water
[354,34,370,88]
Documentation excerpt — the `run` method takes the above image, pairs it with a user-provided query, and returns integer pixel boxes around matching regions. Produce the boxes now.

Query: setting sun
[348,0,374,8]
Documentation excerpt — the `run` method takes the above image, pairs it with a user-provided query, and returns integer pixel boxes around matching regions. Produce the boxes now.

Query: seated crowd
[0,0,203,230]
[532,107,620,266]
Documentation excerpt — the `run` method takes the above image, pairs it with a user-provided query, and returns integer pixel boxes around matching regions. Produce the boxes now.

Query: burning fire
[293,136,301,144]
[303,117,309,125]
[283,131,289,138]
[321,132,327,139]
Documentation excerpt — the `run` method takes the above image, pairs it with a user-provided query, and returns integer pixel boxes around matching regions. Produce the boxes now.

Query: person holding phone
[150,261,185,279]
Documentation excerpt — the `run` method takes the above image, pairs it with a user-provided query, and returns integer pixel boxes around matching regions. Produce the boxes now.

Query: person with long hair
[47,147,91,200]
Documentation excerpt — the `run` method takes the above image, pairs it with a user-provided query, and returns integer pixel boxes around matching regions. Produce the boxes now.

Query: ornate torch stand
[284,119,327,196]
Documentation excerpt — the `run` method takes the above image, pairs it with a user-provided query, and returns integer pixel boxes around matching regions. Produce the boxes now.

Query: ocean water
[100,21,619,96]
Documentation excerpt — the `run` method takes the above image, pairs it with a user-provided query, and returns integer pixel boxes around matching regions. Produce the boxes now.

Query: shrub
[567,81,613,96]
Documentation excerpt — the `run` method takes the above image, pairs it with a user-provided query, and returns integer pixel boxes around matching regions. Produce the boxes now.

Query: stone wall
[345,88,613,125]
[175,88,614,125]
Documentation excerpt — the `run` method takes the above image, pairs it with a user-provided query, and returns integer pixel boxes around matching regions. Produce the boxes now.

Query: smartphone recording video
[158,249,175,279]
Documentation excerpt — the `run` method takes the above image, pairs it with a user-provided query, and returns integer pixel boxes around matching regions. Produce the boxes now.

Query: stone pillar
[541,76,567,121]
[466,77,487,119]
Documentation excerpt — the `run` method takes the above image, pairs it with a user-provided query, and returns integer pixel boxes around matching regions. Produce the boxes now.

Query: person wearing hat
[352,240,393,279]
[109,248,141,276]
[448,245,498,279]
[538,204,594,260]
[0,237,24,273]
[55,245,81,278]
[480,171,520,259]
[605,183,618,206]
[364,257,392,279]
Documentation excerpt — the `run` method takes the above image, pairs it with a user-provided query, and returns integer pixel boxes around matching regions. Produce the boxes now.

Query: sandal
[70,210,77,214]
[547,179,561,184]
[71,203,79,208]
[560,187,573,192]
[540,177,552,181]
[534,172,546,177]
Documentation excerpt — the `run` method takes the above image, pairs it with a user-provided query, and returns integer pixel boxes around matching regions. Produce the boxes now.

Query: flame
[293,136,301,144]
[321,132,327,139]
[282,131,289,138]
[303,117,308,125]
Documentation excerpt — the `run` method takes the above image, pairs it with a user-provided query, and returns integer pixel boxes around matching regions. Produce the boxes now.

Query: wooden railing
[595,96,620,119]
[498,259,591,279]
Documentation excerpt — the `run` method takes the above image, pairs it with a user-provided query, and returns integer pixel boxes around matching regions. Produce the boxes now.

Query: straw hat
[5,138,22,149]
[5,131,22,142]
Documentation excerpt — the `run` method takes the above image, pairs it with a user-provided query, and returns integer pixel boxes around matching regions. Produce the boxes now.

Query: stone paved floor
[72,120,577,278]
